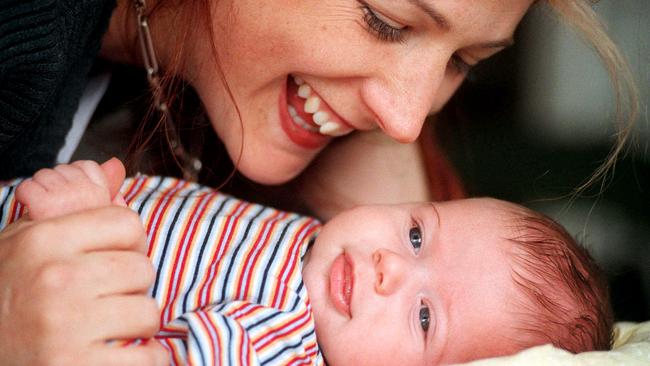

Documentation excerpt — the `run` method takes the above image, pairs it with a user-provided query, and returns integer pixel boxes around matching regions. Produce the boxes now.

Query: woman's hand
[0,207,168,365]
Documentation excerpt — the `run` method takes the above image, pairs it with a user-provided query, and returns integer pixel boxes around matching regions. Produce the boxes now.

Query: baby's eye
[419,302,431,333]
[409,225,422,252]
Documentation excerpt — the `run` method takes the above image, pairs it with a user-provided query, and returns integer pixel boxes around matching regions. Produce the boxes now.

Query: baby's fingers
[99,158,127,200]
[15,178,46,205]
[15,177,64,220]
[31,167,66,191]
[72,160,113,190]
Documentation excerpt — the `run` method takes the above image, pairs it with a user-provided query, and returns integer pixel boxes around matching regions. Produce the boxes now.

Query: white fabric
[457,321,650,366]
[56,72,111,164]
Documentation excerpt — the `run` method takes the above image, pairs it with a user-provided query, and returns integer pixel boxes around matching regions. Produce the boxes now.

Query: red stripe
[163,191,217,322]
[121,176,143,204]
[9,195,21,223]
[221,303,252,365]
[236,210,284,298]
[286,354,314,366]
[146,179,186,258]
[255,308,311,350]
[271,220,313,308]
[157,337,186,365]
[228,302,262,321]
[279,223,320,309]
[154,333,186,339]
[196,311,220,364]
[237,317,247,365]
[197,200,248,304]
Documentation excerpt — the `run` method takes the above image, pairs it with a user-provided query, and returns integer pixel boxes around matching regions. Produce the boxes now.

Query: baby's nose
[373,249,406,295]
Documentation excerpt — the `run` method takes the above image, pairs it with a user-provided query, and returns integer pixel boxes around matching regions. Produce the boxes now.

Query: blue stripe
[181,196,230,312]
[220,205,267,300]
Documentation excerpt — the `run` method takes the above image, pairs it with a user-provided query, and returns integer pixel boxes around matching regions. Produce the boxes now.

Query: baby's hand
[16,159,127,220]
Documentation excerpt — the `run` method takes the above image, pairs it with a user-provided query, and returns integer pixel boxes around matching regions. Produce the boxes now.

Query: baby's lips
[329,252,354,318]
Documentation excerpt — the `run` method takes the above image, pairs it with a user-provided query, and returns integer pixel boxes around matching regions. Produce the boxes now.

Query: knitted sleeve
[0,0,116,179]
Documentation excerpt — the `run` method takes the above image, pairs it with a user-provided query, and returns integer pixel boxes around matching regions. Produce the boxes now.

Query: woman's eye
[360,3,406,43]
[419,303,431,333]
[409,225,422,252]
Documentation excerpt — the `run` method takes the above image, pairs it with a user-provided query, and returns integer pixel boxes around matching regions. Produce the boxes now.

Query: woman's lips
[329,252,353,318]
[279,76,330,149]
[278,75,355,149]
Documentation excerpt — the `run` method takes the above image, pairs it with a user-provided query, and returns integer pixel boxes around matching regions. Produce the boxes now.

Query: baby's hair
[506,209,613,353]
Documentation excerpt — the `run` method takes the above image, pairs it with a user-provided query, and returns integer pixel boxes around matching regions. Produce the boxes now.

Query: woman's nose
[361,50,447,143]
[373,248,407,295]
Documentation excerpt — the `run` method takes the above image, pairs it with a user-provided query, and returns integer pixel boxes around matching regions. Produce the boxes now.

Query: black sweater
[0,0,116,179]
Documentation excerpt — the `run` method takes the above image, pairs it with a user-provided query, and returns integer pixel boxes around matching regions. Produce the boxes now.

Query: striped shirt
[0,176,324,366]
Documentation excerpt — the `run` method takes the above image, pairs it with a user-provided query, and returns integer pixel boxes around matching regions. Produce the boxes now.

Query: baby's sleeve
[0,179,25,230]
[159,300,321,366]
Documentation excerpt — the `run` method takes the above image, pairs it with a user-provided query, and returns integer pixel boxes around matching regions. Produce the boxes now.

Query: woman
[0,0,637,364]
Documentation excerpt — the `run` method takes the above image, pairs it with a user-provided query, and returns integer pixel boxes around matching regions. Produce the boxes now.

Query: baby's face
[302,198,523,365]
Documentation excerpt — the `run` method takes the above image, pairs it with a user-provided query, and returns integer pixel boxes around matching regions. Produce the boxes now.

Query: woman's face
[185,0,534,184]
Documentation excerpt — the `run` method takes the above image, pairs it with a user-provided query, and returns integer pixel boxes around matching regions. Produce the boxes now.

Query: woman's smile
[280,74,355,149]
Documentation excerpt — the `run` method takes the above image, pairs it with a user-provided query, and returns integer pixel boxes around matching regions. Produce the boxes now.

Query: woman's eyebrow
[407,0,451,31]
[407,0,515,50]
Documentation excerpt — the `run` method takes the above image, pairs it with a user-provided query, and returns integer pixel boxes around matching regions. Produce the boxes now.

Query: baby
[0,159,612,365]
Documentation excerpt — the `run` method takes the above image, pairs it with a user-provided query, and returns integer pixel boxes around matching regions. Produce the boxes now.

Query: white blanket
[459,321,650,366]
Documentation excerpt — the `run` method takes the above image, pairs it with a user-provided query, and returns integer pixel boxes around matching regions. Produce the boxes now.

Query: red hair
[418,122,467,201]
[506,210,613,352]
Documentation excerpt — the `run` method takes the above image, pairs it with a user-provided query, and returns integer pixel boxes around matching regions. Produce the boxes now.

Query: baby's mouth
[329,252,353,318]
[286,75,354,137]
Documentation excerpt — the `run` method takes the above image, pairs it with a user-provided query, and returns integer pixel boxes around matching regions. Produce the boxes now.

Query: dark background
[436,1,649,322]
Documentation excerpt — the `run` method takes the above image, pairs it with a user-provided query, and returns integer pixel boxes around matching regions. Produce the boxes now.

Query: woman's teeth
[288,105,318,132]
[290,75,353,137]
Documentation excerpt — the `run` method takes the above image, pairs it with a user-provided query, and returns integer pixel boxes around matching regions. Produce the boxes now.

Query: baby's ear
[100,157,127,205]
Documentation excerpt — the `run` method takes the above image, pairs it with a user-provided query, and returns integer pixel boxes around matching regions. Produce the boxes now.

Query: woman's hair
[124,0,241,183]
[134,0,638,194]
[542,0,639,195]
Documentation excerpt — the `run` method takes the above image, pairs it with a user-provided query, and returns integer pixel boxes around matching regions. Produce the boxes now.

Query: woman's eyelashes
[358,1,475,75]
[359,2,407,43]
[449,54,473,75]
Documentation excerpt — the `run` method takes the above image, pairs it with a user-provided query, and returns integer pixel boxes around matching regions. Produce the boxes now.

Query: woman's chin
[235,155,313,186]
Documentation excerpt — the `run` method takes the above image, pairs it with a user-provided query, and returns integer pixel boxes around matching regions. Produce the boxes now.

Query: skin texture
[303,199,526,365]
[103,0,534,185]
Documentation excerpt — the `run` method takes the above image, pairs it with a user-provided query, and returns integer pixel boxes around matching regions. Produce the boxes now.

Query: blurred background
[437,0,649,321]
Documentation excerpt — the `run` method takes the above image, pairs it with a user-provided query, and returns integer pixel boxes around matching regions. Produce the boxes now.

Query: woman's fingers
[91,295,161,340]
[80,251,155,296]
[32,206,148,254]
[0,197,160,365]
